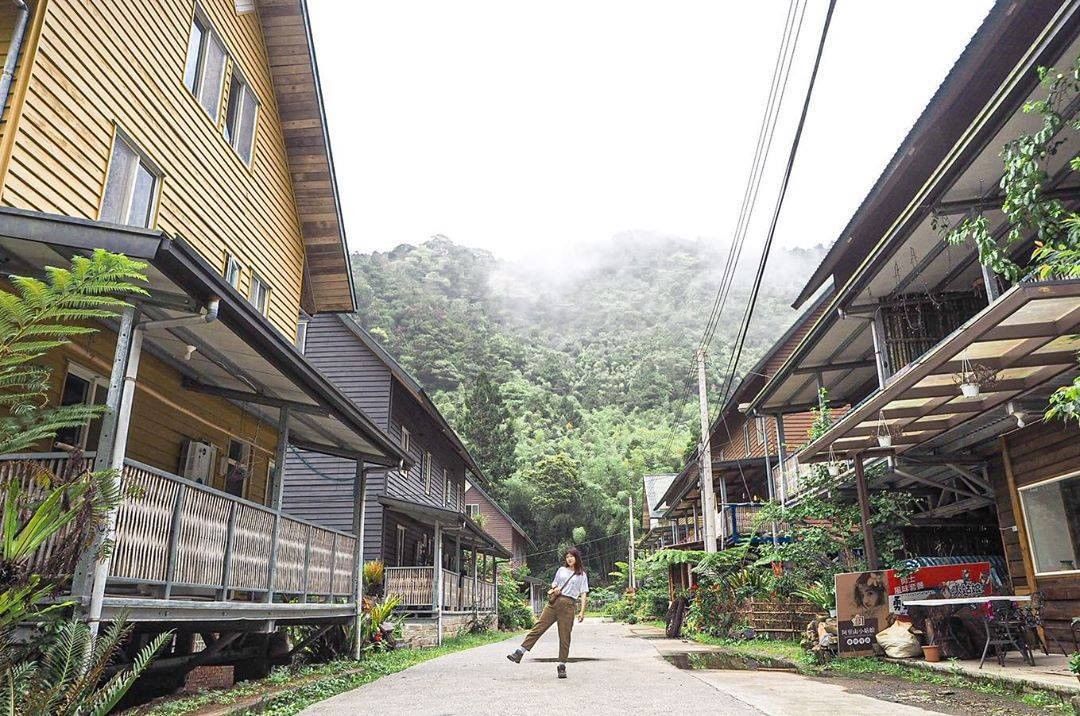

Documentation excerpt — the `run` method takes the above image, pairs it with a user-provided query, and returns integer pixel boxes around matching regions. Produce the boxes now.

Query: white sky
[307,1,995,262]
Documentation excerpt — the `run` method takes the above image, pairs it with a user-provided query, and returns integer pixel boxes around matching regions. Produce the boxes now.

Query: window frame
[423,451,432,494]
[183,6,227,122]
[1019,469,1080,577]
[53,363,109,450]
[223,438,253,500]
[400,427,411,454]
[295,315,310,354]
[444,468,453,507]
[396,525,407,567]
[224,254,242,289]
[465,503,480,519]
[248,273,270,315]
[100,132,161,228]
[223,68,259,165]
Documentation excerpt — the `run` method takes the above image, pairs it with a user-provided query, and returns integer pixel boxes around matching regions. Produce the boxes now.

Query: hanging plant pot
[877,434,893,448]
[959,382,980,398]
[827,463,841,477]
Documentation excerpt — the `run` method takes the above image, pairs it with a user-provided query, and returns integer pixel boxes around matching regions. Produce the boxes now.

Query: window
[466,504,480,519]
[1020,471,1080,575]
[223,439,252,498]
[400,427,411,454]
[444,468,453,507]
[396,525,407,567]
[295,316,310,353]
[224,255,242,288]
[53,365,108,449]
[743,426,751,456]
[224,73,257,163]
[101,136,159,227]
[422,451,432,494]
[183,10,227,120]
[249,274,270,315]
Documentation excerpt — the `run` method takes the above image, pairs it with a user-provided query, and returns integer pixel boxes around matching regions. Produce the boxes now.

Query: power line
[716,0,837,412]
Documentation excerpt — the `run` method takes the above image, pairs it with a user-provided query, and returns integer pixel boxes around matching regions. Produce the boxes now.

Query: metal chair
[979,601,1034,669]
[1018,591,1069,657]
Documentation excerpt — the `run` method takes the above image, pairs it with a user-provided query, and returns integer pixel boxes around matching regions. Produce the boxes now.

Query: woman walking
[506,547,589,678]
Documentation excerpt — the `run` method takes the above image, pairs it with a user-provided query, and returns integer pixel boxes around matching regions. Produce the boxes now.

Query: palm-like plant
[0,618,169,716]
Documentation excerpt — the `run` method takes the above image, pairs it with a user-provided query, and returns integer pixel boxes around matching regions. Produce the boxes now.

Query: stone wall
[400,612,496,648]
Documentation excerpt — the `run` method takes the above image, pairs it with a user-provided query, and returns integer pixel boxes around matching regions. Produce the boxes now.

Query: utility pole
[627,494,636,590]
[695,349,720,552]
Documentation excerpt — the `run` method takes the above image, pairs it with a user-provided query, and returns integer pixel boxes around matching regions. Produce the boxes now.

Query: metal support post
[352,461,368,660]
[270,407,290,510]
[433,521,443,645]
[870,309,891,388]
[83,308,142,633]
[627,494,635,590]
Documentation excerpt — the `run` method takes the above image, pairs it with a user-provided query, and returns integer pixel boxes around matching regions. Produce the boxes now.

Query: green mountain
[350,232,823,577]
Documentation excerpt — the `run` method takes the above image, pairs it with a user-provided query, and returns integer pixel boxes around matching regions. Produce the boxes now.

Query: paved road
[302,618,940,716]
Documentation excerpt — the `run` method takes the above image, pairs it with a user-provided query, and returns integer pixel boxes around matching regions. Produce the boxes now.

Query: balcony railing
[385,565,496,612]
[0,453,357,603]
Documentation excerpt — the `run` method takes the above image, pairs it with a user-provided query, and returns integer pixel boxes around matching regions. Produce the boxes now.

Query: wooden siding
[386,387,467,514]
[36,325,279,505]
[465,486,514,556]
[991,421,1080,643]
[1,0,308,336]
[301,314,392,425]
[256,0,352,312]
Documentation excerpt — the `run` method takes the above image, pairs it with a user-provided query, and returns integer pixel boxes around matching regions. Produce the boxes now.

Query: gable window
[224,255,242,289]
[183,10,227,120]
[249,274,270,315]
[295,315,310,353]
[743,426,751,456]
[400,427,411,454]
[466,503,480,519]
[101,136,159,228]
[422,451,432,494]
[444,468,454,507]
[53,365,108,449]
[224,73,257,164]
[1020,470,1080,575]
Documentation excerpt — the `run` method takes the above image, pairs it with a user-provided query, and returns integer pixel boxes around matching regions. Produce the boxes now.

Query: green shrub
[498,566,534,630]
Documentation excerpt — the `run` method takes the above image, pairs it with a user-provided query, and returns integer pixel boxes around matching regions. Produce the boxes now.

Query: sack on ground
[875,620,922,658]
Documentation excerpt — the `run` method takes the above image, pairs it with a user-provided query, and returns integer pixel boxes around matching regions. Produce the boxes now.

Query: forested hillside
[351,233,823,579]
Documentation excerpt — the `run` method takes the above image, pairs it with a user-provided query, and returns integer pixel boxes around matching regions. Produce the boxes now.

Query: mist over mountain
[350,232,824,573]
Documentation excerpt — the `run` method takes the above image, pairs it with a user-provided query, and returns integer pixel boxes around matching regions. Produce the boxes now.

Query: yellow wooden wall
[0,0,307,337]
[36,328,279,506]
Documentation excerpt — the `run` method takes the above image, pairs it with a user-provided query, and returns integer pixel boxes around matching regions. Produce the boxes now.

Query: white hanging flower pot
[877,434,893,448]
[827,463,841,477]
[959,382,980,398]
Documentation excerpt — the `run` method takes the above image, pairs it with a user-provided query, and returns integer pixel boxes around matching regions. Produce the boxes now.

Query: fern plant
[0,249,147,455]
[0,618,169,716]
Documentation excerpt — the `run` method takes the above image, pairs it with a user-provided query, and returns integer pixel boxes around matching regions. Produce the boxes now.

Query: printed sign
[834,562,991,657]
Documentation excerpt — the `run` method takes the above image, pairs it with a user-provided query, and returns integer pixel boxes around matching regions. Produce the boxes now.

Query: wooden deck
[2,453,360,624]
[385,565,496,612]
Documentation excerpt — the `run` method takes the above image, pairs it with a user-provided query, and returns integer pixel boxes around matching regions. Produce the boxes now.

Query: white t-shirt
[552,566,589,600]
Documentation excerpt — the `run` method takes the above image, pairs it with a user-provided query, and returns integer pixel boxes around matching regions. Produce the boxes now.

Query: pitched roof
[334,314,493,488]
[257,0,355,313]
[642,474,676,518]
[465,479,537,550]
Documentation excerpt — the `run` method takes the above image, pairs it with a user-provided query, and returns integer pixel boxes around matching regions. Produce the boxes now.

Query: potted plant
[1068,650,1079,684]
[795,582,836,618]
[875,411,895,448]
[921,633,942,663]
[953,356,997,398]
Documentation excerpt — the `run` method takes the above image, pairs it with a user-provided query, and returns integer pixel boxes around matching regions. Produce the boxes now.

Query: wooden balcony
[385,566,497,613]
[1,453,359,623]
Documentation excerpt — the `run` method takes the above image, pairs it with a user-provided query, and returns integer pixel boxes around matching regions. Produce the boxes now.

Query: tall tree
[460,372,517,490]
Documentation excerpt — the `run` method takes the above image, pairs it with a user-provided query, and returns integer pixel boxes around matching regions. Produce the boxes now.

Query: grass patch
[674,631,1071,712]
[134,629,519,716]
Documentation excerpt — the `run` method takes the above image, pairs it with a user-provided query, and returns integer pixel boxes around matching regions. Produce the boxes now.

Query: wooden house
[0,0,407,677]
[282,313,510,642]
[744,0,1080,644]
[463,478,535,567]
[638,473,676,551]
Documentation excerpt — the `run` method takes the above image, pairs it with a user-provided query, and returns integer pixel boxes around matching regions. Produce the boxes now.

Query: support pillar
[870,310,891,388]
[352,461,368,660]
[82,307,142,633]
[433,521,443,645]
[454,534,461,610]
[471,546,478,616]
[853,452,879,569]
[695,349,719,552]
[775,415,789,506]
[270,407,290,510]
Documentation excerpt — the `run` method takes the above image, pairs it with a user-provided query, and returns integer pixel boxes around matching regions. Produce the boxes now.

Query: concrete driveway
[302,618,939,715]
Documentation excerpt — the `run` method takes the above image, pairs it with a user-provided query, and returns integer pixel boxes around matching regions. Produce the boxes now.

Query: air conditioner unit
[180,440,217,483]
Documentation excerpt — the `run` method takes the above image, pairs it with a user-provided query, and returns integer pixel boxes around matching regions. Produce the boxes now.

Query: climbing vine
[942,55,1080,424]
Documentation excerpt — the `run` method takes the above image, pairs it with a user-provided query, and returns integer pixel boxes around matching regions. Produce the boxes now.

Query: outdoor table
[901,595,1031,607]
[901,595,1034,668]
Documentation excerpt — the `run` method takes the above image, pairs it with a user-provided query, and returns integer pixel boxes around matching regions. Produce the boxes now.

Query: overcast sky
[307,1,995,262]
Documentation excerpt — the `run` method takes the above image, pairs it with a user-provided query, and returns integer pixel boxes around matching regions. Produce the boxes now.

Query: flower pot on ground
[922,644,942,662]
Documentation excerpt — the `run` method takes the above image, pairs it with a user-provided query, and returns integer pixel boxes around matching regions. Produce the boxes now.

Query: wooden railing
[0,454,357,602]
[385,565,496,612]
